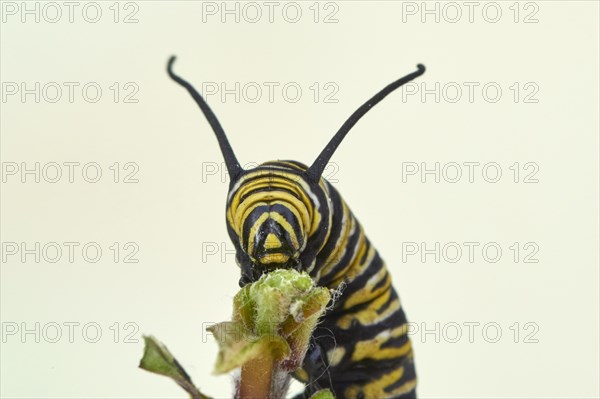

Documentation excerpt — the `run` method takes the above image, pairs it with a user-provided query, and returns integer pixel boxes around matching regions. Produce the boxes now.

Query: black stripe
[241,204,269,250]
[270,203,305,250]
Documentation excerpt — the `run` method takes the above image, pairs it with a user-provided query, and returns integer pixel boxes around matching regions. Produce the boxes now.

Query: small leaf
[208,322,291,374]
[139,335,209,399]
[139,336,182,380]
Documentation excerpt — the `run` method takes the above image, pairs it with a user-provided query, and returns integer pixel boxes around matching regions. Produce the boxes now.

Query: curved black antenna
[167,56,243,180]
[306,64,426,182]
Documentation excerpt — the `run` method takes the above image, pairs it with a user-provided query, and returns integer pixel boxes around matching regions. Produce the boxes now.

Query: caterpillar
[167,56,426,399]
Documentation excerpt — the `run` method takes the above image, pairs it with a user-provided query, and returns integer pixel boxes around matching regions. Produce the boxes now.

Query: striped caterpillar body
[167,57,426,399]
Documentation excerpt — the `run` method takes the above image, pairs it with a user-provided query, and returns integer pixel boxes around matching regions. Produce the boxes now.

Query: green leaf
[139,335,209,399]
[208,322,291,374]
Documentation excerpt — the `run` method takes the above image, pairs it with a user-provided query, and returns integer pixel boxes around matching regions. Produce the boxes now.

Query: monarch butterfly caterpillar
[167,57,425,399]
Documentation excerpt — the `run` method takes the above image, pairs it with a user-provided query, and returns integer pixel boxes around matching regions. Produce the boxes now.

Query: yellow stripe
[233,172,312,214]
[345,369,417,399]
[269,211,299,249]
[351,326,412,362]
[246,212,269,256]
[330,226,367,283]
[336,289,401,329]
[331,244,376,289]
[270,200,308,251]
[227,169,324,242]
[232,191,309,237]
[342,268,391,310]
[232,200,267,236]
[319,202,353,279]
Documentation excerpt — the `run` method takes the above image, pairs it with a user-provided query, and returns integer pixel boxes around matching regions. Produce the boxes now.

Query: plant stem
[238,351,274,399]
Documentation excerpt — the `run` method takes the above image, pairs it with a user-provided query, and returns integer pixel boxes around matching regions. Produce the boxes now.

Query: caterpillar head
[167,56,425,285]
[225,161,323,284]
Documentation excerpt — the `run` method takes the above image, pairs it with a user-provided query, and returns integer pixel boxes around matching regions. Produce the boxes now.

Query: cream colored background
[1,1,598,398]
